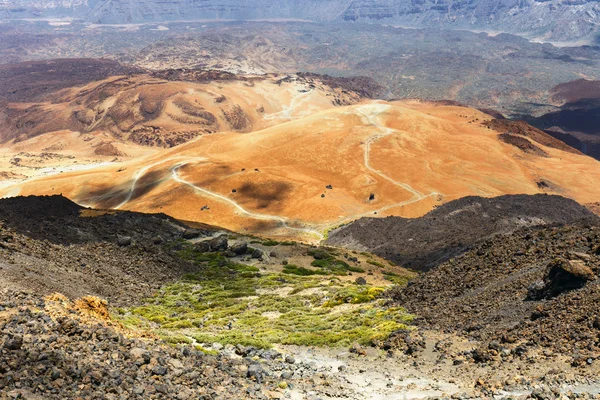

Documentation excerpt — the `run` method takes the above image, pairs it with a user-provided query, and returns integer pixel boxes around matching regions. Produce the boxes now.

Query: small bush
[308,249,331,260]
[324,286,385,306]
[383,271,410,286]
[311,258,362,275]
[283,264,328,276]
[161,334,193,345]
[164,320,194,329]
[367,260,385,268]
[262,240,280,246]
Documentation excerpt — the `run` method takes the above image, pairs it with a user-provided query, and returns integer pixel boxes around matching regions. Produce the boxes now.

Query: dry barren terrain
[3,95,600,241]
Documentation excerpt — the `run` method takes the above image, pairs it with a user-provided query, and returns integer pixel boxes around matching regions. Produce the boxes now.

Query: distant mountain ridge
[2,0,599,42]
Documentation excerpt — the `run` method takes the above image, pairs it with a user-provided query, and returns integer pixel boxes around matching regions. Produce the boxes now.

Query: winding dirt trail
[85,154,324,239]
[333,103,442,223]
[81,103,443,241]
[263,88,314,121]
[112,157,204,210]
[171,162,325,239]
[355,104,426,201]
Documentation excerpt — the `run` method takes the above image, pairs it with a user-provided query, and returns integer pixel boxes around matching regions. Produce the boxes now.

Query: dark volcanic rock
[0,195,216,305]
[389,224,600,360]
[546,258,596,296]
[230,241,248,255]
[498,133,549,157]
[0,293,283,399]
[209,236,229,252]
[247,363,264,383]
[0,59,143,103]
[182,229,202,239]
[251,248,264,259]
[0,195,190,246]
[117,236,132,247]
[327,194,600,271]
[2,334,23,350]
[194,236,229,253]
[485,119,581,155]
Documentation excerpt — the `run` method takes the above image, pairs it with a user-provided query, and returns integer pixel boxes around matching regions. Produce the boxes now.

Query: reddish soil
[484,119,581,154]
[498,133,548,157]
[551,79,600,103]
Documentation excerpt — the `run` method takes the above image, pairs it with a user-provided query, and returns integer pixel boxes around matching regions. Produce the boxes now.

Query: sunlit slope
[0,73,360,189]
[1,73,358,146]
[4,100,600,240]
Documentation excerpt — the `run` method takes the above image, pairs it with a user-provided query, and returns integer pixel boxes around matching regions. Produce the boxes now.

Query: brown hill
[0,72,360,146]
[550,78,600,104]
[483,119,581,155]
[0,195,203,304]
[520,79,600,161]
[0,58,143,103]
[3,100,600,241]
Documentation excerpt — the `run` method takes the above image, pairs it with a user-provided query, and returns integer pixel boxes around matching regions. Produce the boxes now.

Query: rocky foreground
[0,291,319,400]
[3,289,600,400]
[391,224,600,363]
[2,195,600,398]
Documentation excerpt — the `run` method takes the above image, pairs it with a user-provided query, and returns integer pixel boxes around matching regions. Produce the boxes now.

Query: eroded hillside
[0,62,368,194]
[3,98,600,241]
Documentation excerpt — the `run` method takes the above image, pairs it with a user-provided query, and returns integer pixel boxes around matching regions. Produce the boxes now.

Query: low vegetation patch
[116,242,413,348]
[283,264,328,276]
[383,271,411,286]
[367,259,386,268]
[307,248,365,275]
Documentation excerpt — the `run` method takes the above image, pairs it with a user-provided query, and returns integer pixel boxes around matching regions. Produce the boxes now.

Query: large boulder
[117,236,132,247]
[247,364,264,383]
[547,259,596,296]
[251,248,264,259]
[229,241,248,255]
[194,241,211,253]
[193,236,229,253]
[3,334,23,350]
[182,229,202,239]
[208,236,228,252]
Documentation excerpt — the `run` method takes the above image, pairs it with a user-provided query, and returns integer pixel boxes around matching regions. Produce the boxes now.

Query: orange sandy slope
[3,100,600,241]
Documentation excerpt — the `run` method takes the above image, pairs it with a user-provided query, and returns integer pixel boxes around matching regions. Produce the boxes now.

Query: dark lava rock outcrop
[485,119,581,155]
[389,224,600,362]
[327,194,600,271]
[0,195,214,304]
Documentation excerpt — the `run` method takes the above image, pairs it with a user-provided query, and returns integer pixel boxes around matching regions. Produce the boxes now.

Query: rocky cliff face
[343,0,600,41]
[1,0,599,41]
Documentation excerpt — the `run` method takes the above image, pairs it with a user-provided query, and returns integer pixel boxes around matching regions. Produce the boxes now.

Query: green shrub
[311,258,362,275]
[367,260,385,268]
[262,240,280,246]
[119,264,414,349]
[308,249,331,260]
[383,271,410,286]
[283,264,328,276]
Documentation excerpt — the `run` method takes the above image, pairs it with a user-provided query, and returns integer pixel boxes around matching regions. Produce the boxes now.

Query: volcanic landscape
[2,7,600,400]
[1,61,600,241]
